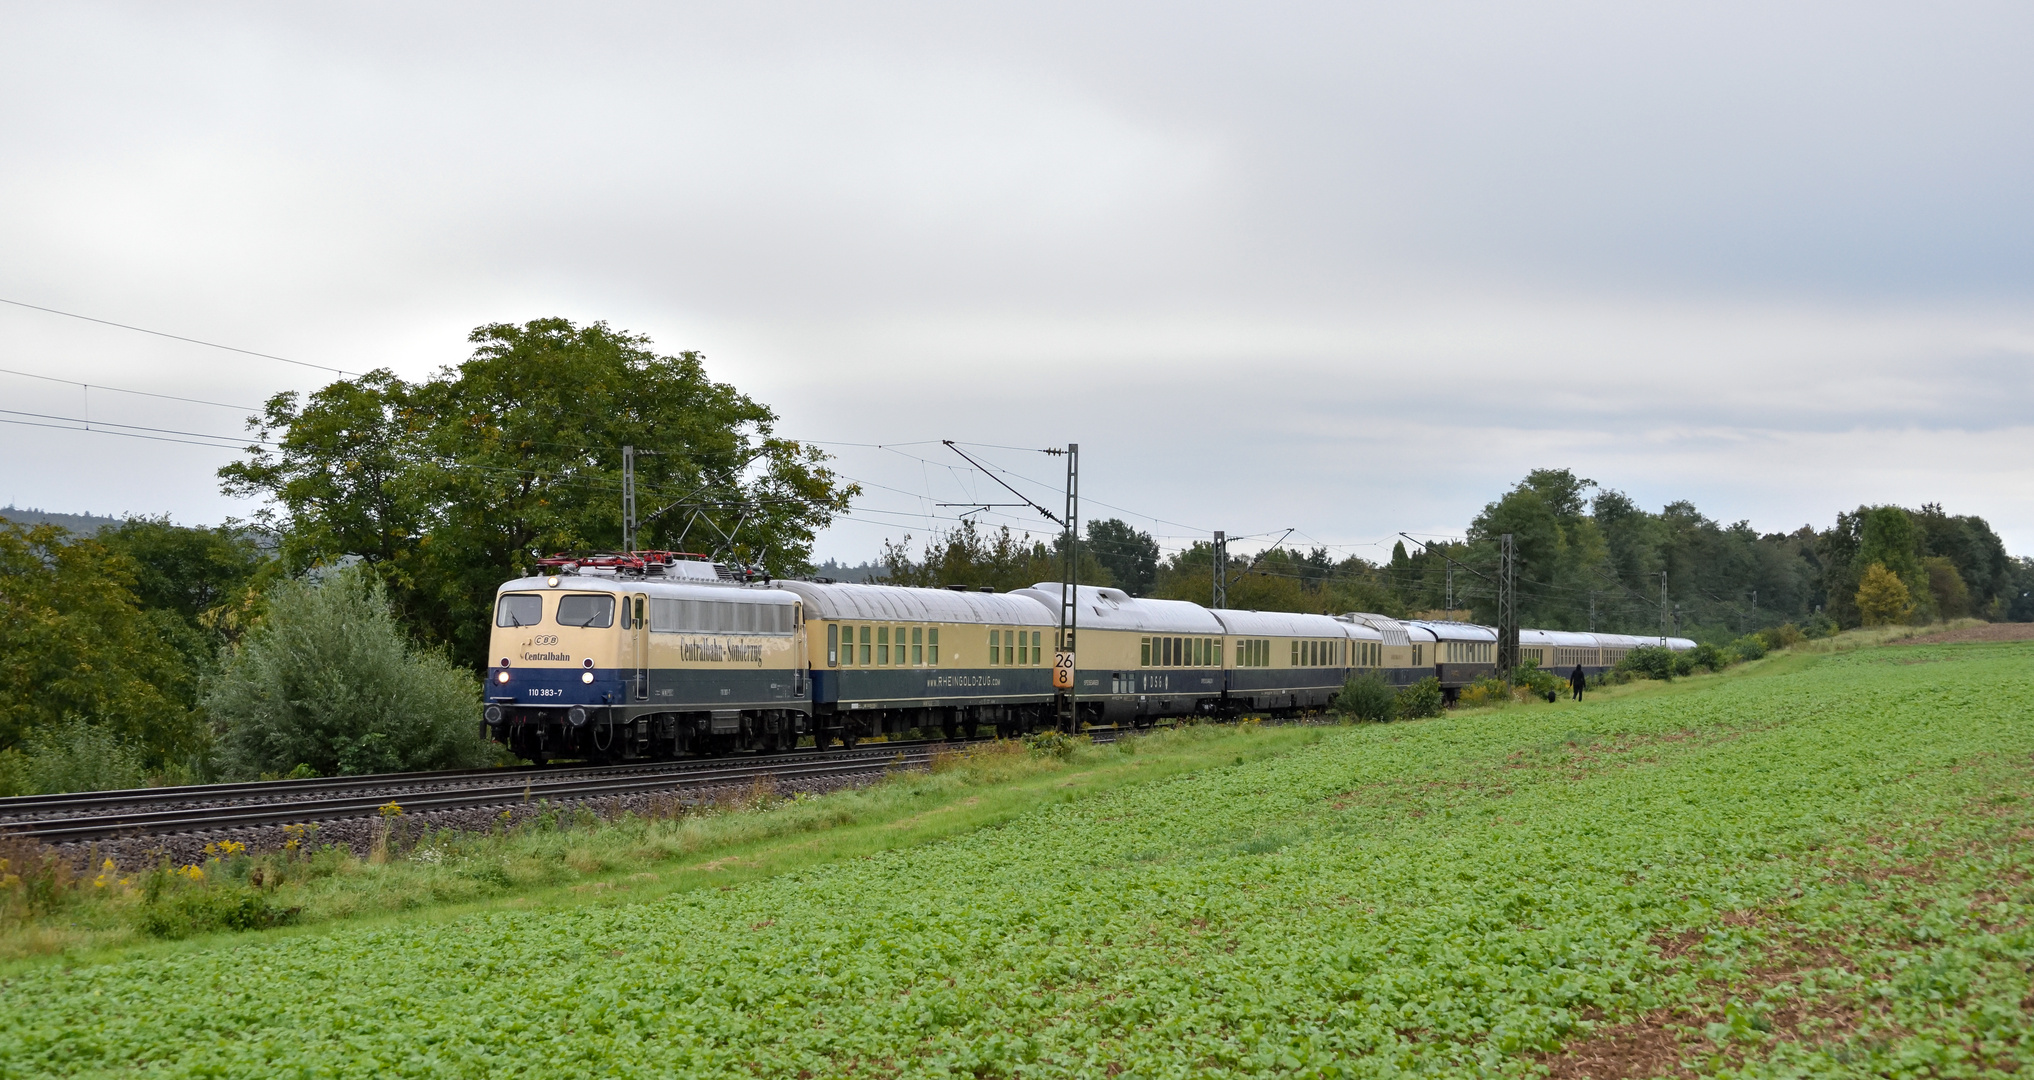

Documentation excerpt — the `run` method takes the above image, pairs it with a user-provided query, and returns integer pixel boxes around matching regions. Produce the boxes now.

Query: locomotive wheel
[812,728,833,752]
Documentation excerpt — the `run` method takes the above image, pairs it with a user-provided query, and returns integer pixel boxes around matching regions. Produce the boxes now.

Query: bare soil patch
[1901,622,2034,645]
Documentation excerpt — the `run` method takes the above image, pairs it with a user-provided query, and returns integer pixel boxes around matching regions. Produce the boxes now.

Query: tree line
[877,468,2034,639]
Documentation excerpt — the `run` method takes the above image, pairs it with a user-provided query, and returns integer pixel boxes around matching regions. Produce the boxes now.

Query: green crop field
[4,644,2032,1078]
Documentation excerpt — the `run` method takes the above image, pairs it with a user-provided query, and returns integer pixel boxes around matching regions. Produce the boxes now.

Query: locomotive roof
[495,574,797,603]
[773,580,1055,625]
[1012,583,1226,634]
[1209,608,1354,638]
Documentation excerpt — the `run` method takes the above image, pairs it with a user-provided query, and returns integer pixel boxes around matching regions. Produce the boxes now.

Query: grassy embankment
[0,724,1319,964]
[5,639,2033,1078]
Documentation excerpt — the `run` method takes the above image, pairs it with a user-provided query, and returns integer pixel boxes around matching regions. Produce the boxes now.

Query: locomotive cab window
[555,594,615,628]
[496,594,543,628]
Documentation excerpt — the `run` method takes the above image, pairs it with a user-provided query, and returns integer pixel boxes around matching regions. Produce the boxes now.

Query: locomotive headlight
[546,576,561,588]
[495,670,511,684]
[581,671,595,684]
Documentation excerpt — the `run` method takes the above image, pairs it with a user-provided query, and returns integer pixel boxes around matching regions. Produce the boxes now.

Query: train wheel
[940,721,960,742]
[812,728,833,752]
[842,727,860,749]
[962,719,978,740]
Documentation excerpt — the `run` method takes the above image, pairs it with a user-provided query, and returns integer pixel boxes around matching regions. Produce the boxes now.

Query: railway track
[0,731,1121,844]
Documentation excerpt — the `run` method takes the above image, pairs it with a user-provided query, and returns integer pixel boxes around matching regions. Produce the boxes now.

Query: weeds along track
[0,733,1115,844]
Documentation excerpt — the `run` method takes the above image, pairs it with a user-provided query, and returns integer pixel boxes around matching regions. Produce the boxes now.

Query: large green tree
[222,318,856,667]
[0,523,206,765]
[1086,519,1159,596]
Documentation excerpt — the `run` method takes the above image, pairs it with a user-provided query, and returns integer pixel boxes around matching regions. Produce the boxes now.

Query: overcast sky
[4,2,2032,564]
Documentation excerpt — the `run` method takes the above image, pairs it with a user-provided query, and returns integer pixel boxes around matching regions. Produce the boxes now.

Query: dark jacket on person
[1569,664,1587,689]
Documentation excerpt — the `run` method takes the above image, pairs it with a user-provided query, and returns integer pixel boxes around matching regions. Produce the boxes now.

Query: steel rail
[9,749,956,843]
[0,737,984,818]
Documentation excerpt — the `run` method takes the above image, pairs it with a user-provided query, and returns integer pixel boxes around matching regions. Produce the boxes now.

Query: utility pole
[1446,565,1454,615]
[1056,443,1080,732]
[1660,571,1670,645]
[1497,533,1518,684]
[1588,590,1597,632]
[1212,531,1227,609]
[622,444,636,553]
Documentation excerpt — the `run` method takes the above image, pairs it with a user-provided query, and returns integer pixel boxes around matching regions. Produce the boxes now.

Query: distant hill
[0,505,128,536]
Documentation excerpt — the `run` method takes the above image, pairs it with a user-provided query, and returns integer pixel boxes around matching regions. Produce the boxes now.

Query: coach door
[628,593,649,701]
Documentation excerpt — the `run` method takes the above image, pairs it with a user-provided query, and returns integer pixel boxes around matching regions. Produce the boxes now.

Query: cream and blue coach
[776,581,1057,745]
[1011,584,1229,725]
[1212,608,1359,712]
[484,561,809,761]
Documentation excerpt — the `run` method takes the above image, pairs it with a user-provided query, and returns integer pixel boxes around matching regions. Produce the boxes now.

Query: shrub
[1022,731,1087,761]
[1457,678,1511,709]
[0,718,151,795]
[1512,660,1563,699]
[136,884,297,939]
[1729,634,1767,661]
[1803,612,1838,639]
[1618,645,1679,681]
[1688,643,1726,672]
[1756,624,1802,651]
[1333,671,1398,723]
[1856,562,1914,627]
[205,568,488,779]
[1396,677,1443,720]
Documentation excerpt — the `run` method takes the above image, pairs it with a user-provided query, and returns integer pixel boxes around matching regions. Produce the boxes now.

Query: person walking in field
[1570,664,1587,702]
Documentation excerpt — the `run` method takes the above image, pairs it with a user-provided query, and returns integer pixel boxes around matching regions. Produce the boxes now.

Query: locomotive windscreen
[555,594,616,628]
[496,594,543,627]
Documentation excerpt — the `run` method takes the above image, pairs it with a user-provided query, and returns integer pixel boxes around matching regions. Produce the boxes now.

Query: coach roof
[773,581,1053,625]
[1013,584,1226,635]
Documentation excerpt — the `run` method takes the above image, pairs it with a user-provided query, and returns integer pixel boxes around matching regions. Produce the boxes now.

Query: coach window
[894,627,908,664]
[877,626,890,665]
[912,626,924,665]
[928,628,940,665]
[989,629,1000,664]
[1140,637,1151,666]
[827,624,839,667]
